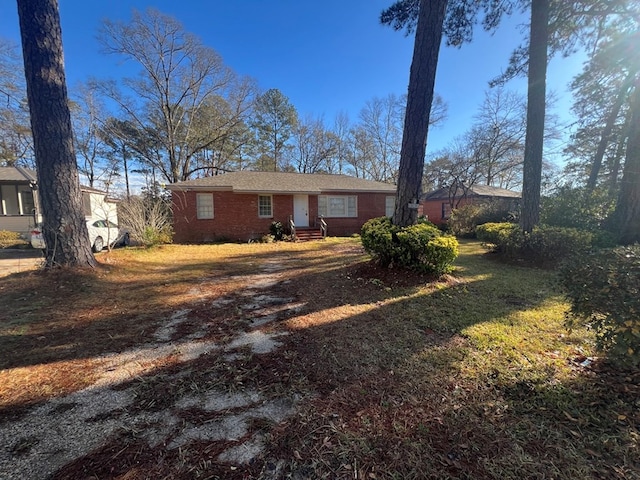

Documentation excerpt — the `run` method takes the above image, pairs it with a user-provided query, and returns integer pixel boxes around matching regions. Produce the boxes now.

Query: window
[258,195,272,217]
[1,185,19,215]
[196,193,214,219]
[18,187,35,216]
[385,196,395,217]
[82,192,92,216]
[442,202,452,219]
[318,195,357,218]
[1,185,35,216]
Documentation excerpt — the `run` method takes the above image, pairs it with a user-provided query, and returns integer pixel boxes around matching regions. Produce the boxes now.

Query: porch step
[295,228,325,241]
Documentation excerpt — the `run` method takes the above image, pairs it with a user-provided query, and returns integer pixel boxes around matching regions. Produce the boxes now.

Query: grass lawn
[0,238,638,479]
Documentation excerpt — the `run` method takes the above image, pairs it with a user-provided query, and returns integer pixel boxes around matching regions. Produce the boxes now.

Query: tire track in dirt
[0,255,307,479]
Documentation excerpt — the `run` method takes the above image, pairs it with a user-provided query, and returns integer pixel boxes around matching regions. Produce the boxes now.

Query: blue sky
[1,0,584,154]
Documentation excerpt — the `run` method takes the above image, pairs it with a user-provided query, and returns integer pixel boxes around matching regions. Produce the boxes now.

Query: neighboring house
[168,171,397,242]
[420,183,521,226]
[0,166,39,235]
[0,166,118,236]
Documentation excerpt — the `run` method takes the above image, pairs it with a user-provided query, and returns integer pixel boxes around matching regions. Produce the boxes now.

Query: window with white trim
[385,196,395,217]
[318,195,357,218]
[258,195,272,217]
[196,193,214,219]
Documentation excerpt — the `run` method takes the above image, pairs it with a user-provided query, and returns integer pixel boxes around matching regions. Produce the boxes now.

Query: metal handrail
[319,216,327,238]
[289,216,296,240]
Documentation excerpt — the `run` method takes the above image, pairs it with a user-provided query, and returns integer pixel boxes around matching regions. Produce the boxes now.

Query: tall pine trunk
[17,0,96,268]
[393,0,448,227]
[612,79,640,244]
[520,0,549,233]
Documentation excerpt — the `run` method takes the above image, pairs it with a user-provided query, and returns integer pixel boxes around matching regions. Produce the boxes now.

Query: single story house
[0,166,118,236]
[420,183,521,226]
[168,171,397,242]
[0,166,39,235]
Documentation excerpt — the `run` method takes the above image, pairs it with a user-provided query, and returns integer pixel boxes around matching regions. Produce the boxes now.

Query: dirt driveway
[0,249,309,479]
[0,249,42,277]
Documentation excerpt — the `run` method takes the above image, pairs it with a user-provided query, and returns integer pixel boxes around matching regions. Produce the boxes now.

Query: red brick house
[168,171,397,242]
[419,184,521,226]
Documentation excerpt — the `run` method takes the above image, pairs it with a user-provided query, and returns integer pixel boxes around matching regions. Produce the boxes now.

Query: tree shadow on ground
[4,240,632,479]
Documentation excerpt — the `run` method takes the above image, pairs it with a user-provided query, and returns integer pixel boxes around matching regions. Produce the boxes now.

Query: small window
[442,202,452,219]
[258,195,272,217]
[81,192,92,216]
[385,196,395,217]
[318,195,357,218]
[196,193,214,219]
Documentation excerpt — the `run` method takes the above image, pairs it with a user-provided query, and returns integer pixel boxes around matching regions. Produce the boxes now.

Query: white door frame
[293,195,309,227]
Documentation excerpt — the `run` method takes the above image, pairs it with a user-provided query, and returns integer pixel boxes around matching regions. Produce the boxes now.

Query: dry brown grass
[1,238,638,479]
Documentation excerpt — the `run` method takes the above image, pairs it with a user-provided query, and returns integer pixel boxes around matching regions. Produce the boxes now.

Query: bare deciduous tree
[99,8,255,183]
[0,38,32,167]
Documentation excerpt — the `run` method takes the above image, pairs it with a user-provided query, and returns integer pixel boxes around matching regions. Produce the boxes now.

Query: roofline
[168,185,395,194]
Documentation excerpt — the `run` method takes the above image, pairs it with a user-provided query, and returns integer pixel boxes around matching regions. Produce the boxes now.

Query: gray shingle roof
[0,166,37,183]
[168,171,397,194]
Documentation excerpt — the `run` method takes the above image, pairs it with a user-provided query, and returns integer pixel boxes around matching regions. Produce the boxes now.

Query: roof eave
[167,185,233,192]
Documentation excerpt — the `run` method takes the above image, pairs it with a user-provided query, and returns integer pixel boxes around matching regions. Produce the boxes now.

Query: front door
[293,195,309,227]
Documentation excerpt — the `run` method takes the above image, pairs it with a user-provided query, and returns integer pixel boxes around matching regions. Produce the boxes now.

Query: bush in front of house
[0,230,23,249]
[142,225,173,246]
[560,245,640,366]
[269,221,284,241]
[448,202,518,237]
[476,222,595,265]
[361,217,459,275]
[118,194,173,247]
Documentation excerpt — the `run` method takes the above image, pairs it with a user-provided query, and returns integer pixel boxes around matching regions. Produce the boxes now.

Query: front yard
[0,239,638,479]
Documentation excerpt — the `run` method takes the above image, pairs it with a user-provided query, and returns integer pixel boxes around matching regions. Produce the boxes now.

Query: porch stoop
[295,228,325,241]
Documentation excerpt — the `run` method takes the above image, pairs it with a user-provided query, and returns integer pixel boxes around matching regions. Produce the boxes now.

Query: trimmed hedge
[361,217,458,275]
[560,245,640,366]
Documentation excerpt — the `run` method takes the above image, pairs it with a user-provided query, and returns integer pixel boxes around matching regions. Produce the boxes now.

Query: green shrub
[560,245,640,366]
[361,217,396,267]
[476,222,522,254]
[423,235,460,274]
[477,222,595,266]
[0,230,22,248]
[361,217,458,275]
[527,225,593,264]
[541,185,614,232]
[449,202,518,237]
[448,204,483,237]
[269,221,284,241]
[142,225,173,246]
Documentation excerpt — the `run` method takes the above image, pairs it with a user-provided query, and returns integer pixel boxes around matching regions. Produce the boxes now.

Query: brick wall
[172,190,394,242]
[321,192,391,236]
[172,191,293,242]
